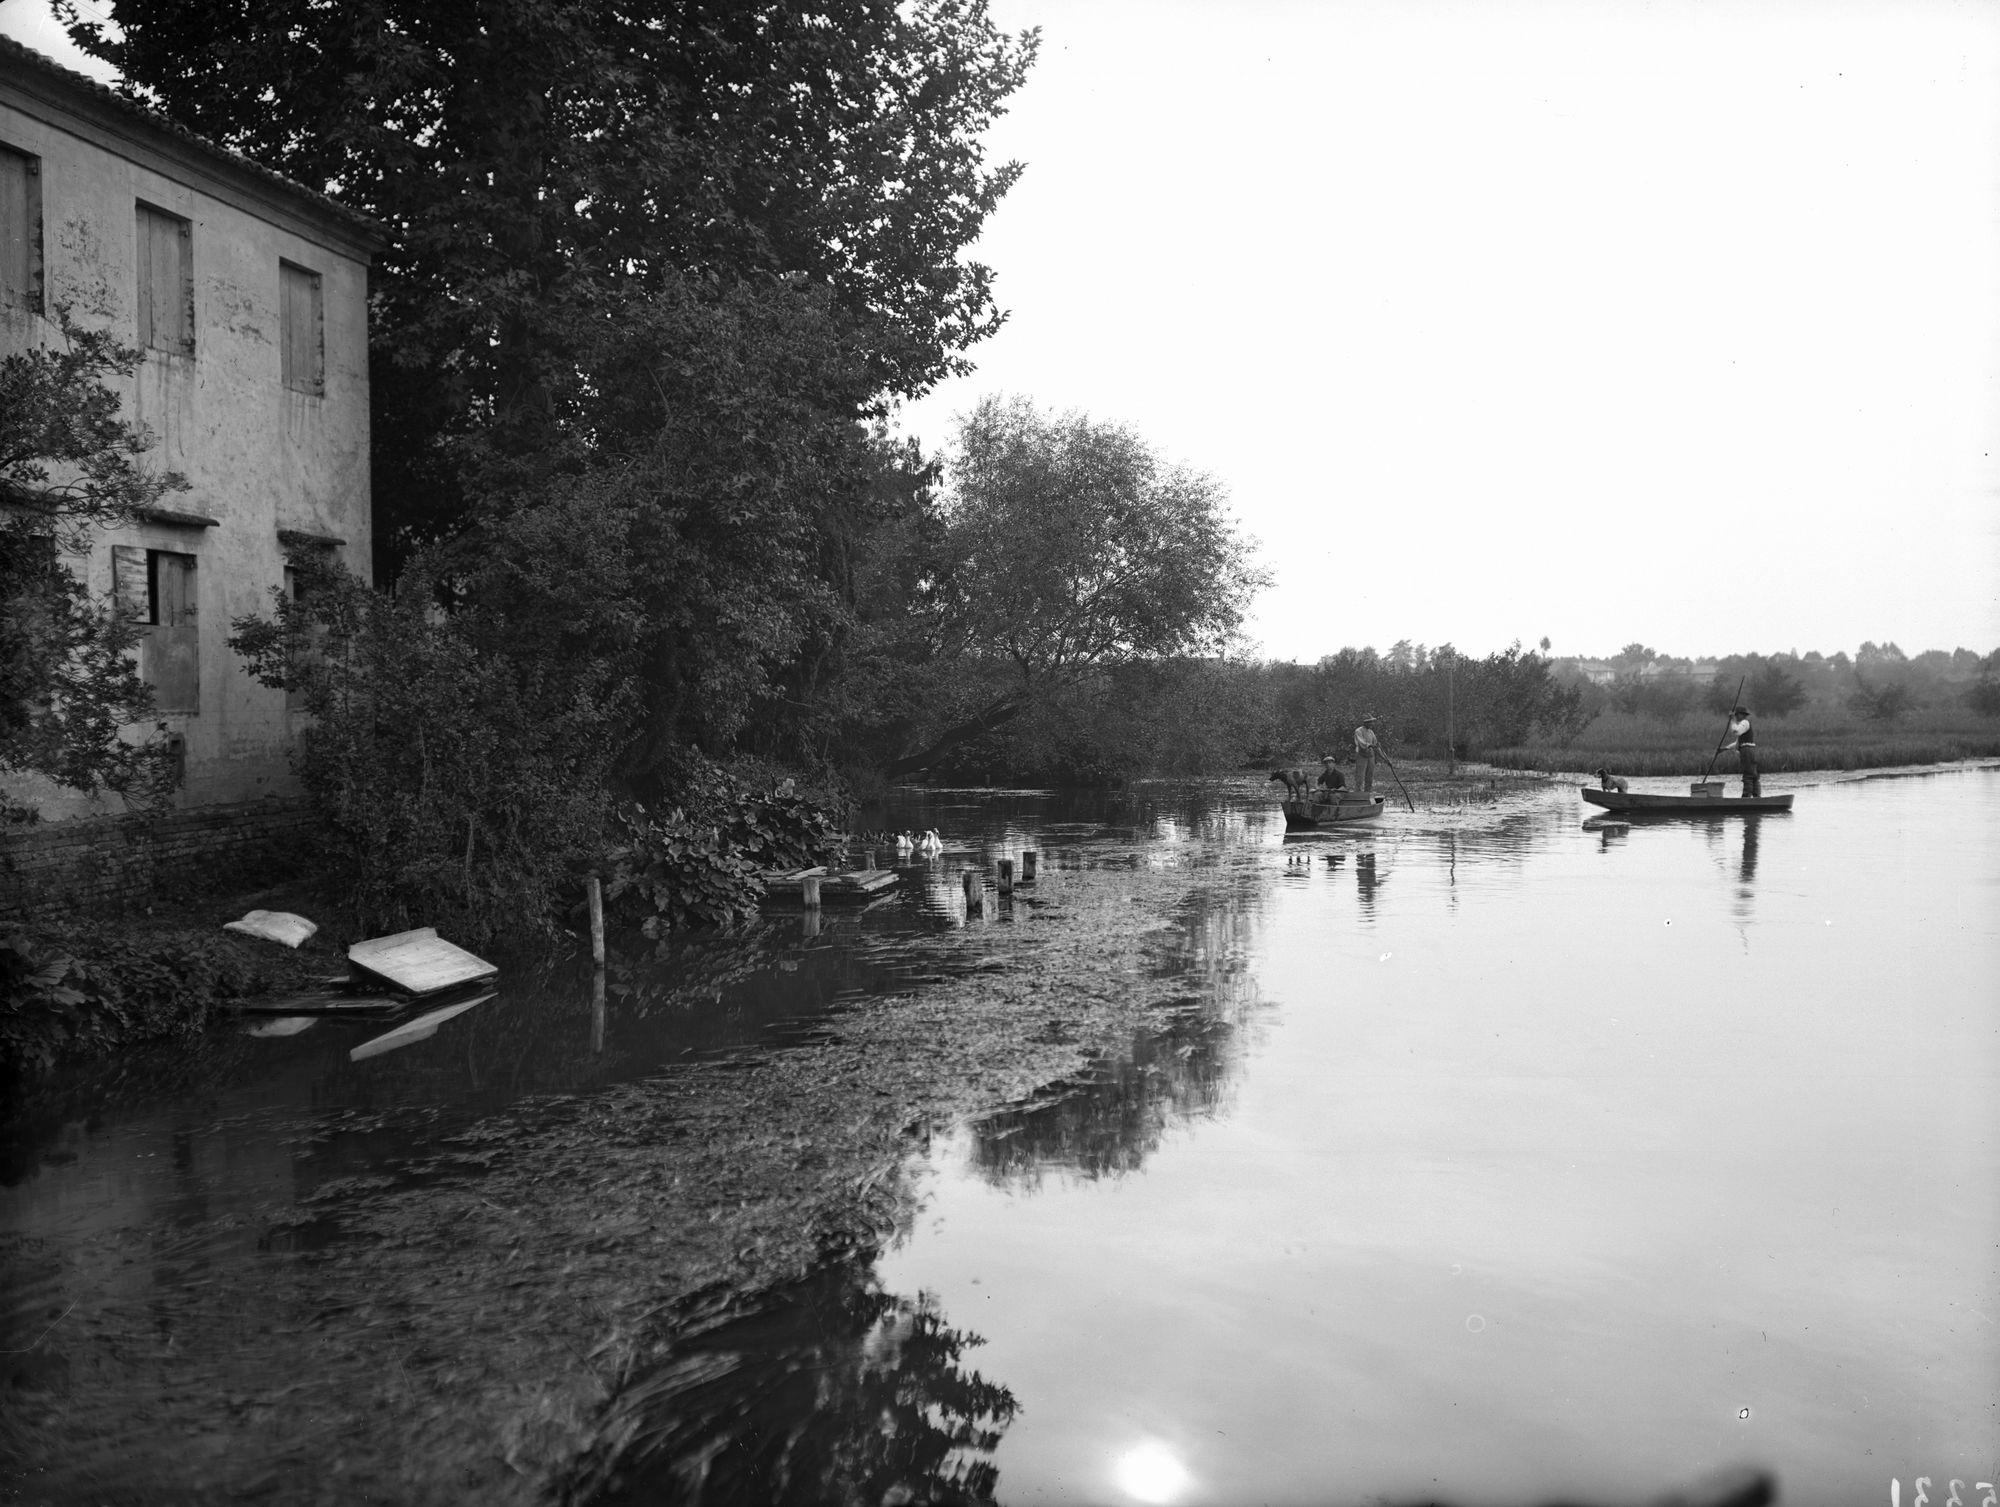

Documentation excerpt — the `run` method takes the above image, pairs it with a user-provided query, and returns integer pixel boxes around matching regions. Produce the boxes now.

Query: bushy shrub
[601,763,846,935]
[1,923,301,1081]
[231,541,638,945]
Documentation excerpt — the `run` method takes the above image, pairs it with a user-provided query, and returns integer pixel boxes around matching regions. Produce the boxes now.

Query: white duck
[894,832,915,856]
[914,829,944,860]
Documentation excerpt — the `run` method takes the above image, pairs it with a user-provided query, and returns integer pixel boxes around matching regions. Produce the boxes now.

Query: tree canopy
[867,395,1268,775]
[62,0,1039,563]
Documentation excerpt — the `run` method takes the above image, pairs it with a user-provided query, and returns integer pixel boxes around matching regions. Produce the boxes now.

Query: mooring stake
[587,875,605,966]
[997,857,1014,894]
[1021,850,1038,883]
[802,874,822,908]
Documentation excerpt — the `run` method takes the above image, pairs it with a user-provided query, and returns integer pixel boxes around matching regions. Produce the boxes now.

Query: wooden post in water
[802,873,822,908]
[865,847,877,872]
[587,875,605,966]
[1021,850,1038,883]
[590,966,605,1054]
[997,857,1014,894]
[962,868,979,910]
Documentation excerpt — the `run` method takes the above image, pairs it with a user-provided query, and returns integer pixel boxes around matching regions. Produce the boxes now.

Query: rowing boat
[1581,788,1794,814]
[1281,793,1386,829]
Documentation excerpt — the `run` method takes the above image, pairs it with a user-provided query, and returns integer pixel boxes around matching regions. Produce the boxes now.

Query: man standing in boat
[1353,714,1382,792]
[1721,704,1759,796]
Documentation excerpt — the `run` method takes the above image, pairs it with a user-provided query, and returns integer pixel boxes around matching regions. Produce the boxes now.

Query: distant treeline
[922,642,1589,785]
[1548,642,2000,727]
[923,640,2000,786]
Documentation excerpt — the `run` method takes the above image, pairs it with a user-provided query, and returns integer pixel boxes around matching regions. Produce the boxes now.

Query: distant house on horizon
[2,35,384,822]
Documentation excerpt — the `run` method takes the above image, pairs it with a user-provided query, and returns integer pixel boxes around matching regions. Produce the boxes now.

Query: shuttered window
[136,203,193,354]
[279,260,323,394]
[1,143,41,314]
[113,546,200,713]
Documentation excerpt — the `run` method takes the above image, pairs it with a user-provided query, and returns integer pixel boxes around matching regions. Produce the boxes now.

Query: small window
[280,260,323,394]
[1,143,42,314]
[113,545,199,713]
[136,202,194,355]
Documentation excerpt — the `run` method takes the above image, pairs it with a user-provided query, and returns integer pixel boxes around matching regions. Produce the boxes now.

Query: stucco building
[2,35,381,824]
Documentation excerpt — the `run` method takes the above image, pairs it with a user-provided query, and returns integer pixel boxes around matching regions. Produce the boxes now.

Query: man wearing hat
[1721,703,1759,796]
[1317,754,1347,793]
[1353,714,1382,792]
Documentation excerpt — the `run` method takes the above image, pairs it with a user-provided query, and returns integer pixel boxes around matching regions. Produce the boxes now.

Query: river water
[4,769,1996,1505]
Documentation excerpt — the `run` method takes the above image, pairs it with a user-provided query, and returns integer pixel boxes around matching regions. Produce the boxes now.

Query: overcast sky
[8,0,1997,663]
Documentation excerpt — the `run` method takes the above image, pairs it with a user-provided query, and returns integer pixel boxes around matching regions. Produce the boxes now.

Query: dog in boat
[1269,768,1314,800]
[1592,767,1629,794]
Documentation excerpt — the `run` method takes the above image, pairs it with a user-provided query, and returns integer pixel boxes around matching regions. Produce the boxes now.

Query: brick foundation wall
[0,799,316,920]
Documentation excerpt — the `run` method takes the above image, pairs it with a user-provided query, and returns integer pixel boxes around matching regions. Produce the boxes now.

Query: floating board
[761,867,899,903]
[757,865,827,896]
[347,927,499,996]
[349,991,495,1062]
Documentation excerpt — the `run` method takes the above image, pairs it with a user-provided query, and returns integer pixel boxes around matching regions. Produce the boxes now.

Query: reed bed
[1486,708,2000,776]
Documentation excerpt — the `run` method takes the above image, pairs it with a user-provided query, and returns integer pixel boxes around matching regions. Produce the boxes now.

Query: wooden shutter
[145,551,200,713]
[137,205,192,353]
[280,261,322,393]
[0,146,37,313]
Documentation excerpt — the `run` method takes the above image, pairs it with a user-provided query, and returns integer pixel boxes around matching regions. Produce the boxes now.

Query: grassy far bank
[1484,707,2000,777]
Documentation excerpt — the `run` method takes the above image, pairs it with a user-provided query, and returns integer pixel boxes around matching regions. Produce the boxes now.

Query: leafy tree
[1749,660,1807,718]
[65,0,1040,569]
[1967,651,2000,717]
[870,396,1269,776]
[1,312,185,807]
[1846,678,1913,723]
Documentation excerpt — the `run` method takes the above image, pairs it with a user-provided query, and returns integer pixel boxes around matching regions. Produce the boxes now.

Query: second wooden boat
[1582,787,1794,814]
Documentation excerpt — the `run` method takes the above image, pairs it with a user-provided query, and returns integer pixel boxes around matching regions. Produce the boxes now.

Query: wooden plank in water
[231,988,409,1016]
[759,866,828,896]
[828,869,899,896]
[347,927,498,996]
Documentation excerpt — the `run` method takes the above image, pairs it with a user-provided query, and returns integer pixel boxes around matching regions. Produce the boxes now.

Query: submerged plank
[230,989,409,1016]
[347,927,498,996]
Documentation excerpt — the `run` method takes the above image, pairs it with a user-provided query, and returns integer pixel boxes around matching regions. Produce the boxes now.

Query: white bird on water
[894,832,915,855]
[914,829,944,859]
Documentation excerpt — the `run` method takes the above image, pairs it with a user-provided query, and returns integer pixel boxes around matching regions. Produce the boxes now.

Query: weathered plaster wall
[0,89,372,825]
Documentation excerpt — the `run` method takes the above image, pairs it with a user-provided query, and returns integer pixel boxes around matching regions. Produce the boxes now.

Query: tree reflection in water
[575,1261,1017,1507]
[970,881,1266,1186]
[968,1005,1236,1184]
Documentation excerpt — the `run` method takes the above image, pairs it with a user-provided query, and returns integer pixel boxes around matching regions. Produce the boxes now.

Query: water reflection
[969,1006,1237,1185]
[578,1261,1016,1507]
[967,879,1267,1186]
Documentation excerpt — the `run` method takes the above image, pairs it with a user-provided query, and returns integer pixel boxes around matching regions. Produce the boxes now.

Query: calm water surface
[4,769,1996,1504]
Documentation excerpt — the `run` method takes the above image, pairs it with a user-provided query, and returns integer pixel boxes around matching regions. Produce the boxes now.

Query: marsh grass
[1486,707,2000,776]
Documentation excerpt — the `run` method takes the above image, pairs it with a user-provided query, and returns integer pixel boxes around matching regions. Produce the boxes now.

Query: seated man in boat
[1317,755,1348,794]
[1722,705,1759,796]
